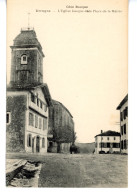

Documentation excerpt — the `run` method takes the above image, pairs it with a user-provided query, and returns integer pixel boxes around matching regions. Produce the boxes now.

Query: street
[6,153,128,188]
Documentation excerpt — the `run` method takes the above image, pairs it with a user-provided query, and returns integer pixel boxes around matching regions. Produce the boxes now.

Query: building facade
[6,27,75,154]
[6,28,52,154]
[48,100,75,153]
[95,130,120,154]
[117,94,128,154]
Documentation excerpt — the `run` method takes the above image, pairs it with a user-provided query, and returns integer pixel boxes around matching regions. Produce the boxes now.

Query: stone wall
[6,95,27,152]
[48,100,75,152]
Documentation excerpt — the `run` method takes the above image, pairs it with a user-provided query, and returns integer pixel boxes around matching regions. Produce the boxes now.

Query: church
[6,27,75,154]
[6,28,53,154]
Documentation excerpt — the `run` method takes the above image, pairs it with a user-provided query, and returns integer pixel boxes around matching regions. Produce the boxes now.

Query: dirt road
[6,153,128,188]
[38,154,127,187]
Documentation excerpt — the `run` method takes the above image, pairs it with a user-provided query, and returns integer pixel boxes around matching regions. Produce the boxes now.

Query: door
[32,138,34,153]
[36,136,40,153]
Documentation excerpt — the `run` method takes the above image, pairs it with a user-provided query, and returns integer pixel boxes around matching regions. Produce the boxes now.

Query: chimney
[101,130,103,134]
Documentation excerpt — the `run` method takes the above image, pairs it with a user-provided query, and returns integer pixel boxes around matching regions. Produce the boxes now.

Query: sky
[7,0,128,143]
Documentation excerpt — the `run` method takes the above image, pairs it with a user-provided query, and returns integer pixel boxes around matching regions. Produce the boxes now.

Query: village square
[6,25,128,187]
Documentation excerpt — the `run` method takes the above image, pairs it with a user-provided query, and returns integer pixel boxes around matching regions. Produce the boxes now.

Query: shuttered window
[39,118,42,129]
[31,93,35,103]
[121,126,123,135]
[43,118,47,130]
[35,115,38,128]
[27,134,32,147]
[124,139,127,149]
[29,112,34,126]
[124,124,126,134]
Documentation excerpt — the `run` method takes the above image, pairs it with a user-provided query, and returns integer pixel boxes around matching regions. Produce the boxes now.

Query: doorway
[36,136,40,153]
[32,138,34,153]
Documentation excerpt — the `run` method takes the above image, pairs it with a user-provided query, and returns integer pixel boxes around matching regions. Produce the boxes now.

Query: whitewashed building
[117,94,128,154]
[95,130,120,154]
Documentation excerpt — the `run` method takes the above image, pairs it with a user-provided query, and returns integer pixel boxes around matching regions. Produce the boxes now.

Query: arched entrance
[36,136,40,153]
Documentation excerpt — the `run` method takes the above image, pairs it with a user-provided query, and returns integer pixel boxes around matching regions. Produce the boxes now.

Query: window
[99,143,105,148]
[114,137,116,140]
[43,118,47,130]
[124,139,127,149]
[100,143,108,148]
[121,140,123,150]
[31,93,35,103]
[6,112,11,124]
[29,112,34,126]
[121,126,123,135]
[107,143,110,148]
[37,98,39,106]
[27,134,32,147]
[101,137,103,140]
[123,107,128,119]
[113,143,120,148]
[39,118,42,129]
[42,138,45,148]
[124,124,126,134]
[40,101,43,109]
[21,54,27,65]
[124,109,126,120]
[44,104,47,112]
[126,140,128,149]
[95,143,97,148]
[35,115,38,128]
[117,143,120,148]
[107,137,109,140]
[120,112,123,121]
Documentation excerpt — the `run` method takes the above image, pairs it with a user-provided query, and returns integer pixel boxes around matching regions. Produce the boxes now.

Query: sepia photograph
[5,0,128,188]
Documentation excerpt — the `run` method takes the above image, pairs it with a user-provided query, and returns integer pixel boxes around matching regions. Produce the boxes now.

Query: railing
[21,27,34,31]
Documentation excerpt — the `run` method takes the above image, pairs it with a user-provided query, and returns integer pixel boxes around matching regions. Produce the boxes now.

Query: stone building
[48,100,75,153]
[6,27,75,154]
[95,130,120,154]
[116,94,128,154]
[6,28,52,154]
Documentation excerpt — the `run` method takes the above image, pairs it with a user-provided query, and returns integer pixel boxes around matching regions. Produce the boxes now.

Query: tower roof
[95,130,120,138]
[11,29,45,57]
[116,94,128,110]
[52,99,73,118]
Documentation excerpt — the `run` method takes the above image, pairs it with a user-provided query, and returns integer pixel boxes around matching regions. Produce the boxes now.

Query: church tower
[10,28,45,86]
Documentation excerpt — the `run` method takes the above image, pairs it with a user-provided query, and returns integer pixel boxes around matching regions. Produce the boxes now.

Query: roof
[116,94,128,110]
[10,29,44,57]
[7,82,52,106]
[52,99,73,118]
[95,130,120,138]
